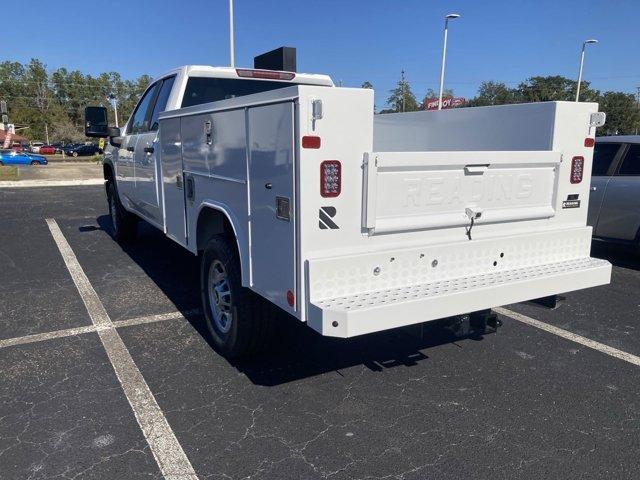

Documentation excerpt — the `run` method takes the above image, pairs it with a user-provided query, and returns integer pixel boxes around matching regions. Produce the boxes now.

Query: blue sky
[9,0,640,108]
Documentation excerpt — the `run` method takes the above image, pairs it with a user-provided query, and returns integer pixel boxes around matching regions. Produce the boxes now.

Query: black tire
[200,235,276,359]
[107,182,138,243]
[72,151,78,157]
[30,160,39,165]
[0,161,4,166]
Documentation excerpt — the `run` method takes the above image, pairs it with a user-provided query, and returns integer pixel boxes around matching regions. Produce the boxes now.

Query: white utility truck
[85,48,611,358]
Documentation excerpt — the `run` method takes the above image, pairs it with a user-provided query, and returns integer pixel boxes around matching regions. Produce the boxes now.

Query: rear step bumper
[308,257,611,338]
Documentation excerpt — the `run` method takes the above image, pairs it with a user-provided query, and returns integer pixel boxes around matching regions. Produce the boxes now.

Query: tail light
[320,161,341,197]
[570,156,584,184]
[584,137,595,147]
[235,68,295,80]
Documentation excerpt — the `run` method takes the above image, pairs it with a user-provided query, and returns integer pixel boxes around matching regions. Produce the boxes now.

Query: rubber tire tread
[200,235,277,359]
[107,182,138,243]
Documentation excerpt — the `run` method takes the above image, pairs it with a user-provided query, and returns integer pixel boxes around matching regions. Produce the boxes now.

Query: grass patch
[0,166,18,181]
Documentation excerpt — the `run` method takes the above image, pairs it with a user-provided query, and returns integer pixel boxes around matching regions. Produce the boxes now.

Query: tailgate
[363,151,561,234]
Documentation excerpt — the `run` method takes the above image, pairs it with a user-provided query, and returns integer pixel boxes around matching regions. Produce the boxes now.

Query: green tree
[515,75,599,103]
[467,81,516,106]
[598,91,640,135]
[361,81,373,89]
[385,72,419,113]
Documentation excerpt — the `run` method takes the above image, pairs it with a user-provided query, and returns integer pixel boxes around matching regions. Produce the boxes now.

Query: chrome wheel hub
[207,260,233,333]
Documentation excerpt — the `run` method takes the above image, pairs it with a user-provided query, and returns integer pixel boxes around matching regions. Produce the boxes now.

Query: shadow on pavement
[94,215,494,386]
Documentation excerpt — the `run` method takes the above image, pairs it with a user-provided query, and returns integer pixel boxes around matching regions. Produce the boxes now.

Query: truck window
[181,77,292,108]
[128,83,159,134]
[617,144,640,176]
[149,76,176,131]
[592,142,620,176]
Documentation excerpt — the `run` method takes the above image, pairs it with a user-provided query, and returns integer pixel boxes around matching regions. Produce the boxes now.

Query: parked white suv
[29,142,44,153]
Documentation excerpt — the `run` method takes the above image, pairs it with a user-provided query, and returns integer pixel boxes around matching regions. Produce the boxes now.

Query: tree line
[1,58,638,142]
[0,59,151,142]
[369,73,639,135]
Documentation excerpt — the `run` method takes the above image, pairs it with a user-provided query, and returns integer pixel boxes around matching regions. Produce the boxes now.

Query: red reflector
[584,138,595,147]
[570,156,584,184]
[236,68,295,80]
[320,160,341,197]
[286,290,295,307]
[302,136,321,149]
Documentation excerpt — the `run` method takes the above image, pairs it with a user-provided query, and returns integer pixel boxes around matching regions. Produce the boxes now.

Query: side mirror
[108,127,122,148]
[84,106,109,137]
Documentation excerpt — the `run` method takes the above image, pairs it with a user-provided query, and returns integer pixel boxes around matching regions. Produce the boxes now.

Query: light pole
[108,93,119,127]
[229,0,235,67]
[575,39,598,102]
[438,13,460,110]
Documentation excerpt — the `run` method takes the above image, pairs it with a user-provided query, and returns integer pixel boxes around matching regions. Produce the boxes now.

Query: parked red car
[38,145,56,155]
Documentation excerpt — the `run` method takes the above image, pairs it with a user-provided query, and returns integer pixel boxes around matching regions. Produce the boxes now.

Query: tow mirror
[84,106,109,137]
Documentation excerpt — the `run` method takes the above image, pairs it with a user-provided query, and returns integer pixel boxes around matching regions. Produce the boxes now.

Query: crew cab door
[587,142,621,233]
[133,76,176,226]
[595,144,640,241]
[117,84,158,208]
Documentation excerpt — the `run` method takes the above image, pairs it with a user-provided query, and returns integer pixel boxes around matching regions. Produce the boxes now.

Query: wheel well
[196,207,236,253]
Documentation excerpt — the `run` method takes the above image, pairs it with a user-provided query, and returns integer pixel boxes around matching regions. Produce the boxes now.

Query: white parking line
[46,218,199,480]
[495,307,640,367]
[0,309,199,350]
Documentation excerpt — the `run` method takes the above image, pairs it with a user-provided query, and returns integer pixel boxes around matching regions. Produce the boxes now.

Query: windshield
[181,77,293,108]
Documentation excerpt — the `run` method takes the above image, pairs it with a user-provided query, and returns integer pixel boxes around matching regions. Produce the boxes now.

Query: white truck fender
[196,200,250,287]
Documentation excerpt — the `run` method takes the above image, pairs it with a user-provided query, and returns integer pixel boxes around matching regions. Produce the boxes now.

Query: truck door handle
[127,146,135,152]
[590,186,597,191]
[265,182,272,189]
[143,147,154,154]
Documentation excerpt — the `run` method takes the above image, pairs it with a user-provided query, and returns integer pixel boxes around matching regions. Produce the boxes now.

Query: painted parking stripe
[495,307,640,367]
[46,218,199,480]
[0,309,200,350]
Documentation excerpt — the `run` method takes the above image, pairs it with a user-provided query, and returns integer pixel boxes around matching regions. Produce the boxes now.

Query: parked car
[0,149,48,165]
[10,142,24,152]
[51,142,65,154]
[63,143,101,157]
[29,141,44,153]
[39,145,57,155]
[588,135,640,246]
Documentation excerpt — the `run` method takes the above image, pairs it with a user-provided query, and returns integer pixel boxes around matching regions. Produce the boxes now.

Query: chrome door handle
[143,147,154,154]
[127,146,135,152]
[590,186,597,191]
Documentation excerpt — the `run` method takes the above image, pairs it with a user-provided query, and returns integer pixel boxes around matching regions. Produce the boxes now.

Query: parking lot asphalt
[1,185,639,479]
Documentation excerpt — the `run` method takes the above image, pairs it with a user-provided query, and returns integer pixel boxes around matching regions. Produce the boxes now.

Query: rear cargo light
[584,138,595,147]
[320,160,341,197]
[235,68,295,80]
[570,156,584,184]
[302,136,321,149]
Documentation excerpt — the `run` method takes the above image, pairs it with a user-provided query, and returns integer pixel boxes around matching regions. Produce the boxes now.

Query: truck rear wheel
[200,235,275,359]
[107,182,138,243]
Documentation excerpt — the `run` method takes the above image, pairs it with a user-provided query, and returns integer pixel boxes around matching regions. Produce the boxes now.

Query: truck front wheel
[107,182,138,243]
[200,235,275,358]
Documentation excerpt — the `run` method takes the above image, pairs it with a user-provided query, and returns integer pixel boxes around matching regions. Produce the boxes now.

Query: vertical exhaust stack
[254,47,297,72]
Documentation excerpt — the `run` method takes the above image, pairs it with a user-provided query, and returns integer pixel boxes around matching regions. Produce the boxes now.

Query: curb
[0,179,105,188]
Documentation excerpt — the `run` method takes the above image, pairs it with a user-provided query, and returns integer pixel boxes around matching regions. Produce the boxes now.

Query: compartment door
[248,102,296,313]
[160,116,188,246]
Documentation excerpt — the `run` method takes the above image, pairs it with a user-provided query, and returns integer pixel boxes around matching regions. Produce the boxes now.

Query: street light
[575,39,598,102]
[438,13,460,110]
[229,0,235,67]
[108,93,119,127]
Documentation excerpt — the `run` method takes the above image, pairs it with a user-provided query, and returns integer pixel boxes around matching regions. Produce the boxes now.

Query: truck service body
[89,62,611,357]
